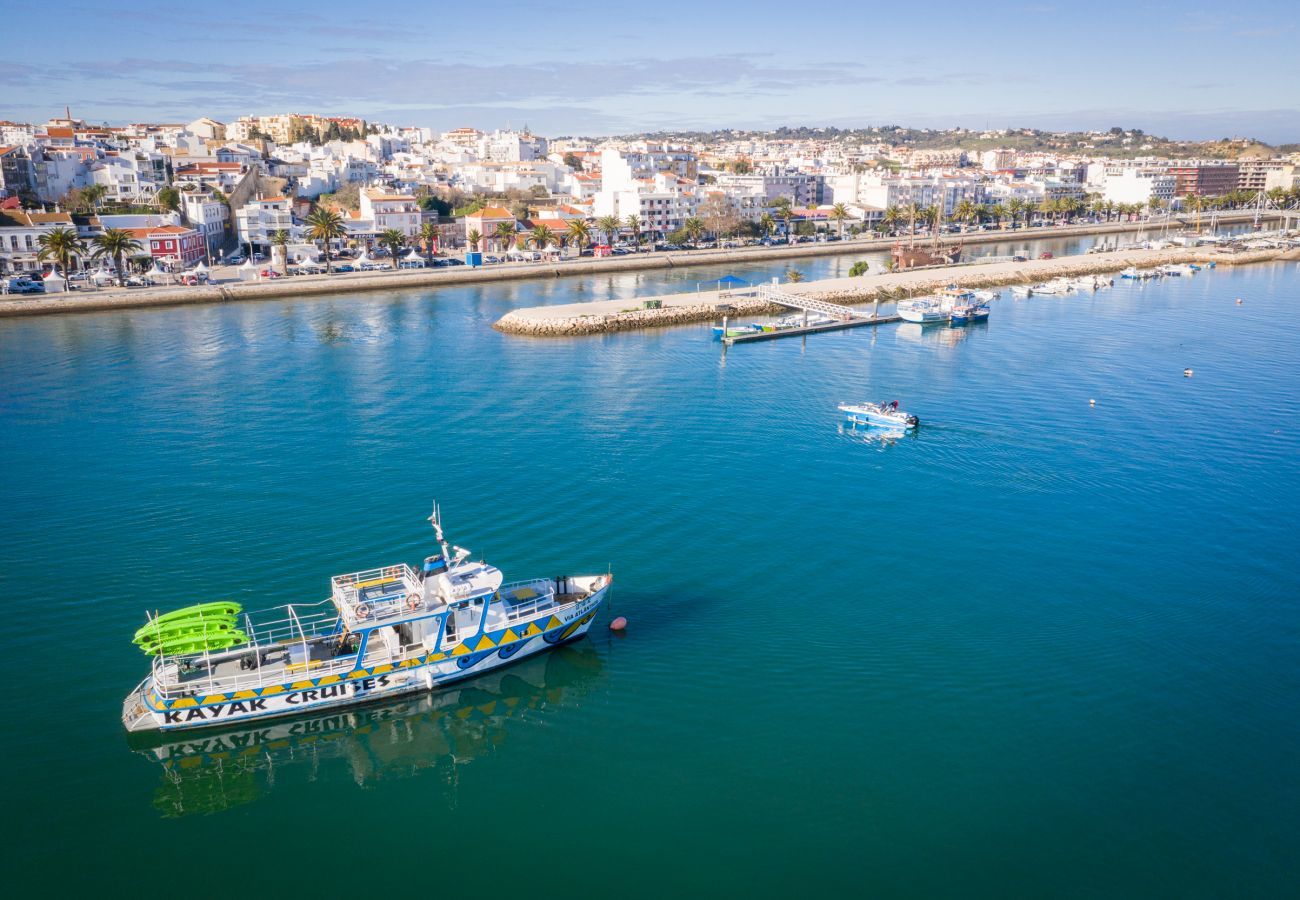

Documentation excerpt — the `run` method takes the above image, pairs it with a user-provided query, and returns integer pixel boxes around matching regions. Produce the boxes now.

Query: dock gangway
[756,284,856,320]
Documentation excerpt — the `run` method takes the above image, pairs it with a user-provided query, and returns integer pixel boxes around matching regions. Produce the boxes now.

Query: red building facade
[127,224,206,265]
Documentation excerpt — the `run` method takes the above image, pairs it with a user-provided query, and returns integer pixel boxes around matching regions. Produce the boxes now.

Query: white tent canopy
[403,249,423,261]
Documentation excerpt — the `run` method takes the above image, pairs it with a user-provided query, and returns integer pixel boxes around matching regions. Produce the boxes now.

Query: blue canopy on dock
[697,274,752,291]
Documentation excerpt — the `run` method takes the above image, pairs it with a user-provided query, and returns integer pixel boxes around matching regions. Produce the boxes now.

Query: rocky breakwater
[493,247,1288,337]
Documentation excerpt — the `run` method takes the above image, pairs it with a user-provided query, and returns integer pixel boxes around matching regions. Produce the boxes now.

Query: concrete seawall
[494,247,1290,336]
[0,211,1276,320]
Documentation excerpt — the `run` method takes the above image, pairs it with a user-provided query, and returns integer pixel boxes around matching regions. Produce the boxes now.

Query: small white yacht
[838,400,919,429]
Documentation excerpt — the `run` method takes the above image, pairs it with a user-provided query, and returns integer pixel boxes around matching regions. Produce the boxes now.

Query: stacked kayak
[134,602,248,657]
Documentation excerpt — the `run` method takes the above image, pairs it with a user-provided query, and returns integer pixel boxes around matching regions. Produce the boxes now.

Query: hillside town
[2,110,1299,289]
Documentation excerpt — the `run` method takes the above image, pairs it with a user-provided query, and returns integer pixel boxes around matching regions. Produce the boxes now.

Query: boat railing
[332,564,420,612]
[150,647,363,698]
[497,578,565,620]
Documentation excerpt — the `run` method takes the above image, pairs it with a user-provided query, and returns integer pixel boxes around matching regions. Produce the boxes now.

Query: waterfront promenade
[0,211,1280,319]
[494,246,1293,336]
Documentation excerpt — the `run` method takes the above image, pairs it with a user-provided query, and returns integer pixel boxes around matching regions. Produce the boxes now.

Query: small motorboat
[1011,285,1032,297]
[897,296,951,324]
[838,400,919,429]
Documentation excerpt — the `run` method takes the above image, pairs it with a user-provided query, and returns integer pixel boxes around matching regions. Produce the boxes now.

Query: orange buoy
[609,616,628,632]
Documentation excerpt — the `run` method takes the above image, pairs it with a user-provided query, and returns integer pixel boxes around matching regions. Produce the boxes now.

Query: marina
[3,257,1298,897]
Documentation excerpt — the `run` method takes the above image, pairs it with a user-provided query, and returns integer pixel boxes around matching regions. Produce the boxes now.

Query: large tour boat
[122,505,612,733]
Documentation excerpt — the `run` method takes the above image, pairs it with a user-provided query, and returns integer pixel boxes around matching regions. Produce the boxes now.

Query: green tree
[304,207,347,273]
[624,214,641,245]
[494,221,516,254]
[529,223,557,251]
[882,205,902,234]
[566,219,592,255]
[90,228,143,287]
[683,216,705,245]
[466,229,481,253]
[419,221,440,262]
[596,214,621,247]
[37,226,85,290]
[270,229,290,271]
[784,267,804,283]
[830,202,850,239]
[758,213,776,238]
[82,183,109,211]
[156,186,181,214]
[848,261,870,277]
[953,199,978,230]
[378,228,406,266]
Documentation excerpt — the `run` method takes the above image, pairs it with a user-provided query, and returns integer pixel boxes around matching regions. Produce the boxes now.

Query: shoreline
[0,211,1281,320]
[494,246,1294,336]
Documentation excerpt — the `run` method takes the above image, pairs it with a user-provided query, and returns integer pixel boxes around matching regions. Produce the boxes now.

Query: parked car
[483,255,501,264]
[226,254,245,265]
[333,264,355,273]
[5,277,45,294]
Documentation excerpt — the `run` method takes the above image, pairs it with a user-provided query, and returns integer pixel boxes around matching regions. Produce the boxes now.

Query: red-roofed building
[126,224,206,266]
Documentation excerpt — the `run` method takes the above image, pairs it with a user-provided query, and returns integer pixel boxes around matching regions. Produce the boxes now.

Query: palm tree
[466,229,481,253]
[90,228,142,287]
[784,268,804,283]
[494,221,516,254]
[772,196,793,241]
[624,214,641,246]
[419,222,440,262]
[758,213,776,239]
[596,215,621,248]
[566,219,592,256]
[304,207,347,273]
[830,202,850,239]
[529,224,557,251]
[37,226,84,290]
[82,183,109,211]
[990,203,1009,229]
[683,216,705,246]
[1147,197,1164,217]
[953,199,977,231]
[270,229,290,272]
[378,228,406,267]
[882,205,902,235]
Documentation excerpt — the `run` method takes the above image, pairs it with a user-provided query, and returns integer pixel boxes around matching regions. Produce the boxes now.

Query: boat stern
[122,678,160,733]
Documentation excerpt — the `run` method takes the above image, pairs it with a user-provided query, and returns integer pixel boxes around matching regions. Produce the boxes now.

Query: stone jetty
[494,246,1289,337]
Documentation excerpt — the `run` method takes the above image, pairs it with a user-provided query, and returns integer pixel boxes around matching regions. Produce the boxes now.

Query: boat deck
[723,315,900,344]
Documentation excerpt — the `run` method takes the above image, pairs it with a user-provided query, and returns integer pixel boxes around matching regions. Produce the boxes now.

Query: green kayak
[133,603,242,643]
[140,629,249,657]
[134,617,241,649]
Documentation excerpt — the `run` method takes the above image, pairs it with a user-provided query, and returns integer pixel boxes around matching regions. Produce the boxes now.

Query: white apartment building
[359,188,420,237]
[594,149,699,238]
[478,130,548,163]
[0,210,77,275]
[181,190,230,257]
[235,196,294,253]
[715,167,815,206]
[1100,168,1176,206]
[846,173,986,216]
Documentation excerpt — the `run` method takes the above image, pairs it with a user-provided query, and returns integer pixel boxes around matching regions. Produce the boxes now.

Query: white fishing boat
[838,400,919,429]
[1011,285,1033,297]
[973,290,999,302]
[1031,279,1071,295]
[122,505,612,733]
[897,296,951,324]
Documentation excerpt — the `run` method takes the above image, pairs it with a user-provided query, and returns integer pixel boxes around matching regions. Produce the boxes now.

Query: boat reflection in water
[895,319,987,347]
[838,421,916,447]
[128,643,603,817]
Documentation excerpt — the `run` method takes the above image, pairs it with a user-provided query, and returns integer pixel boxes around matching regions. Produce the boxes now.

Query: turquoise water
[1,258,1297,897]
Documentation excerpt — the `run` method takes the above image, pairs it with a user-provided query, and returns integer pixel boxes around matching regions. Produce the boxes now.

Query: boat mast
[429,501,452,562]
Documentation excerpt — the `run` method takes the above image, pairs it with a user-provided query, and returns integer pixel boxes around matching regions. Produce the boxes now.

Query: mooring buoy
[609,616,628,632]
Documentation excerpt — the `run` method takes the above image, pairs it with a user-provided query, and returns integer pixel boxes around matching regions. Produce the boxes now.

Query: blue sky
[3,0,1297,142]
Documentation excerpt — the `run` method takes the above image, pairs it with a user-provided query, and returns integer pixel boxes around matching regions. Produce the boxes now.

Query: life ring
[355,603,371,618]
[405,593,420,610]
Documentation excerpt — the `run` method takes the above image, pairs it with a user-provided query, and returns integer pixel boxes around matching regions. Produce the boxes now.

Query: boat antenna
[429,501,452,562]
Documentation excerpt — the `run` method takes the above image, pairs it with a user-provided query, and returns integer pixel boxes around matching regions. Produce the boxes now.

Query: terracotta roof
[28,212,75,224]
[467,206,514,219]
[46,127,74,138]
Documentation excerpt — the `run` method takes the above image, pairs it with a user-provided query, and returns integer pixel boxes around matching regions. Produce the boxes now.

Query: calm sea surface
[1,243,1297,898]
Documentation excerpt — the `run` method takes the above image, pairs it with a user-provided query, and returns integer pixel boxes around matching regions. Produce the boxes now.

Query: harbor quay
[0,212,1278,320]
[493,246,1293,336]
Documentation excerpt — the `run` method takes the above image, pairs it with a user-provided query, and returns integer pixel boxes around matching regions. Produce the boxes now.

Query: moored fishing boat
[122,506,612,733]
[838,399,919,429]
